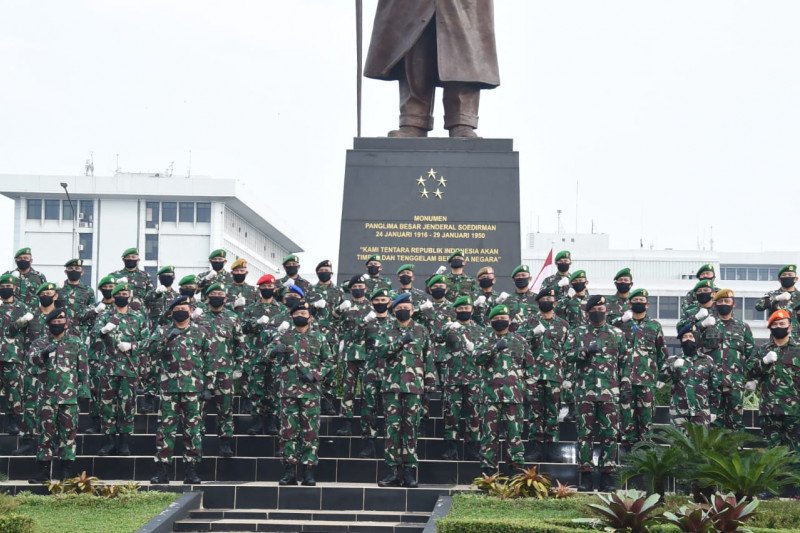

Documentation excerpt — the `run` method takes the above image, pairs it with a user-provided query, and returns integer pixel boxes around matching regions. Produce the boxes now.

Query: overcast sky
[1,1,799,269]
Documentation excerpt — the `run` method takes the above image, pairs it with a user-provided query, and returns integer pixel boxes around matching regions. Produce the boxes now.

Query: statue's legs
[391,22,437,136]
[443,82,480,132]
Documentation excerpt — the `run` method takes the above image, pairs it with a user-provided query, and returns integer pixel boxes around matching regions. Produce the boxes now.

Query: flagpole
[355,0,363,138]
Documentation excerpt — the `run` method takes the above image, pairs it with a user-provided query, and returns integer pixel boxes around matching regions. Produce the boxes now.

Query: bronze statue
[364,0,500,138]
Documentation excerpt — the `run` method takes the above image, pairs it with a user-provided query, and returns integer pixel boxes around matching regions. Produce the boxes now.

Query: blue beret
[391,292,411,308]
[169,295,191,311]
[288,285,305,298]
[677,322,693,340]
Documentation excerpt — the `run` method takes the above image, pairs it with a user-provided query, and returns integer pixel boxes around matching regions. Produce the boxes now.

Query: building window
[162,202,177,222]
[79,233,93,260]
[27,199,41,220]
[62,200,75,221]
[179,202,194,222]
[196,202,211,223]
[144,266,158,286]
[744,298,766,321]
[82,266,92,289]
[146,202,160,229]
[44,199,60,220]
[659,296,679,319]
[733,297,744,321]
[145,234,159,260]
[79,200,94,224]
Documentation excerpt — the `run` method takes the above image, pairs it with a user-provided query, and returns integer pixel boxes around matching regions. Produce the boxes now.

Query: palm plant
[694,447,800,500]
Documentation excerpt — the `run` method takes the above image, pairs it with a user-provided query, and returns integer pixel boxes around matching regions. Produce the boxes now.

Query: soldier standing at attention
[756,264,800,314]
[362,255,393,296]
[472,266,498,325]
[396,264,429,303]
[556,270,590,329]
[680,264,718,316]
[605,268,633,324]
[668,324,715,429]
[111,248,154,311]
[4,247,47,308]
[197,249,234,300]
[0,273,29,437]
[541,250,572,299]
[504,265,536,328]
[306,260,344,415]
[227,258,258,314]
[278,254,312,294]
[443,250,478,300]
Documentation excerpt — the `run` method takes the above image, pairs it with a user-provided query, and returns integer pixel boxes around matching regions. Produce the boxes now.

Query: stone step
[172,517,425,532]
[187,510,429,524]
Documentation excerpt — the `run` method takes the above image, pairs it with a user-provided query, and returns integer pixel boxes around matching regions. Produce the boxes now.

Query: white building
[0,172,302,288]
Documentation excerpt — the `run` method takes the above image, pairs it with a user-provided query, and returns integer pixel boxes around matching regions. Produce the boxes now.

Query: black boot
[240,397,253,414]
[219,437,234,458]
[543,442,560,463]
[85,416,102,434]
[247,416,264,435]
[61,460,74,481]
[140,394,154,413]
[13,437,35,456]
[321,396,336,416]
[336,420,352,436]
[378,466,402,487]
[183,463,202,484]
[301,465,316,486]
[117,433,131,456]
[28,461,50,484]
[265,414,279,435]
[441,440,459,460]
[98,434,117,456]
[524,442,544,462]
[358,437,376,458]
[465,441,481,461]
[402,466,418,488]
[599,471,617,492]
[150,463,170,484]
[7,415,20,436]
[578,470,594,492]
[278,463,298,486]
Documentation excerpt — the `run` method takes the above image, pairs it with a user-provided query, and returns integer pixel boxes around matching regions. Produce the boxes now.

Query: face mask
[48,323,66,336]
[450,259,464,269]
[716,304,733,316]
[771,326,790,340]
[395,309,411,322]
[39,295,54,307]
[682,340,697,356]
[284,265,299,276]
[431,288,447,300]
[588,310,605,324]
[114,295,129,308]
[292,316,309,327]
[780,277,796,289]
[456,311,472,322]
[0,287,14,299]
[233,273,247,283]
[101,288,113,300]
[159,275,174,287]
[284,297,299,309]
[351,288,365,299]
[260,288,274,299]
[209,296,225,308]
[631,302,647,314]
[367,265,380,276]
[697,292,712,304]
[173,310,190,322]
[571,282,586,293]
[16,260,31,270]
[180,288,195,298]
[479,277,494,289]
[615,282,632,294]
[399,275,413,286]
[538,301,554,313]
[66,271,82,282]
[317,272,332,283]
[373,302,389,313]
[514,278,529,289]
[211,261,224,272]
[491,319,509,332]
[124,259,138,269]
[557,263,569,273]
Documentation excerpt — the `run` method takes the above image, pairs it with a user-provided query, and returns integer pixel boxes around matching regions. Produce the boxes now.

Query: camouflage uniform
[444,272,478,301]
[196,269,234,300]
[667,347,715,427]
[111,268,155,310]
[21,307,52,440]
[58,281,96,398]
[363,275,392,297]
[145,287,179,328]
[0,298,29,432]
[541,272,570,300]
[362,316,395,438]
[503,291,536,329]
[680,283,718,316]
[242,299,283,418]
[555,292,588,329]
[441,320,487,445]
[277,275,312,294]
[227,282,259,314]
[707,317,754,430]
[604,294,630,325]
[337,299,374,435]
[755,288,800,315]
[471,289,498,326]
[2,268,47,308]
[306,282,345,405]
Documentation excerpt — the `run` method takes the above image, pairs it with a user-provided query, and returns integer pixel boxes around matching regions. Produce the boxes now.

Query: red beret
[257,274,276,286]
[768,309,791,327]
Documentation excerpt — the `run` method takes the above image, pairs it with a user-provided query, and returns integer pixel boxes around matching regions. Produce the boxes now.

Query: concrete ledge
[423,494,452,533]
[136,490,201,533]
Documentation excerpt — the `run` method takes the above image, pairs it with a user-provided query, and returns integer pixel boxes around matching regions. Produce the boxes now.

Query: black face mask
[373,302,389,313]
[260,288,274,299]
[101,288,113,300]
[39,295,54,307]
[124,259,138,269]
[284,297,300,309]
[284,265,299,276]
[780,277,796,289]
[48,323,66,336]
[696,292,713,304]
[557,263,570,273]
[771,326,790,340]
[233,273,247,283]
[681,340,697,356]
[588,310,605,324]
[209,296,225,308]
[66,271,82,282]
[450,259,464,269]
[367,265,380,276]
[431,288,447,300]
[716,304,733,316]
[114,295,129,308]
[0,287,14,299]
[16,259,31,271]
[351,288,365,299]
[399,275,413,286]
[180,288,195,298]
[538,300,554,313]
[211,261,224,272]
[456,310,472,322]
[159,275,174,287]
[615,282,632,294]
[317,272,332,283]
[571,282,586,293]
[395,309,412,322]
[293,316,309,327]
[172,310,190,322]
[631,302,647,314]
[491,319,509,332]
[514,278,529,289]
[479,277,494,289]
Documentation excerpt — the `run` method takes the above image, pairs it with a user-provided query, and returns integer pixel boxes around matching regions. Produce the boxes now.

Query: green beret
[779,265,797,276]
[157,265,175,276]
[121,247,138,258]
[696,263,715,278]
[629,288,649,299]
[36,282,57,294]
[64,258,82,267]
[14,247,31,258]
[511,264,530,277]
[205,282,224,295]
[448,249,465,262]
[282,254,299,265]
[426,274,446,288]
[396,264,415,275]
[693,279,713,292]
[614,268,632,280]
[569,270,587,282]
[370,288,390,300]
[0,274,17,284]
[555,250,571,262]
[452,295,473,308]
[98,275,116,287]
[208,249,227,260]
[488,304,510,320]
[178,274,197,286]
[365,254,381,264]
[111,283,129,296]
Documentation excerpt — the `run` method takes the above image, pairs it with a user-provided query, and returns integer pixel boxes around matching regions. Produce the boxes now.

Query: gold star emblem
[427,168,437,179]
[416,176,426,187]
[420,187,430,199]
[437,175,447,188]
[433,188,443,199]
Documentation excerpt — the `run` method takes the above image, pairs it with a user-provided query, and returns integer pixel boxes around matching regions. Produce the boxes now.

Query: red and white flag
[531,248,555,292]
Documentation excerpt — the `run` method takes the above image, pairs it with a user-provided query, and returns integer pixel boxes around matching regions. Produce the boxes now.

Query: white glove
[621,310,633,322]
[117,341,131,352]
[700,316,716,328]
[673,357,685,369]
[763,351,778,364]
[193,293,202,302]
[558,277,570,288]
[775,291,792,302]
[192,308,203,319]
[257,315,270,325]
[338,300,352,312]
[277,321,290,333]
[338,340,345,353]
[420,300,433,310]
[364,311,377,323]
[156,285,167,294]
[695,307,709,320]
[435,265,446,275]
[100,322,117,334]
[561,380,572,390]
[117,277,128,283]
[745,380,757,392]
[497,292,509,303]
[285,277,295,287]
[656,381,665,390]
[313,299,326,309]
[567,288,576,298]
[533,323,546,335]
[10,271,19,278]
[474,295,486,306]
[16,312,34,326]
[232,370,243,380]
[93,302,106,314]
[204,270,216,281]
[710,414,717,423]
[464,340,475,352]
[234,296,246,308]
[448,321,462,330]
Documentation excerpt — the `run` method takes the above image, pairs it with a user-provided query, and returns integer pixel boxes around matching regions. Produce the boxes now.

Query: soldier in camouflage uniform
[197,249,234,301]
[477,305,533,476]
[396,264,430,308]
[668,324,715,428]
[680,263,718,316]
[272,300,332,486]
[614,288,668,446]
[413,274,449,435]
[555,269,590,329]
[0,273,28,436]
[377,293,435,488]
[150,296,211,485]
[793,301,800,343]
[227,258,258,314]
[140,266,179,413]
[92,282,149,456]
[755,264,800,315]
[277,254,312,294]
[518,288,570,463]
[501,265,537,328]
[565,295,629,492]
[541,250,572,300]
[472,266,499,326]
[197,283,246,457]
[4,247,47,308]
[362,254,393,296]
[443,249,478,301]
[27,308,83,483]
[306,260,344,415]
[111,247,155,312]
[57,259,98,401]
[747,310,800,451]
[605,268,633,324]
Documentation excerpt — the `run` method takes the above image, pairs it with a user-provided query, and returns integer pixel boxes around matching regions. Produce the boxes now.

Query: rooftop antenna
[165,161,174,177]
[709,225,714,252]
[84,151,94,176]
[556,209,563,234]
[115,153,121,174]
[187,150,192,178]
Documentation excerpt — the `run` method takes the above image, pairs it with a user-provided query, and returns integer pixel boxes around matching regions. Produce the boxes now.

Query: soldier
[605,268,633,324]
[178,274,200,299]
[677,280,721,361]
[146,266,178,328]
[476,305,532,476]
[472,266,498,325]
[197,249,234,299]
[362,254,393,296]
[86,274,119,434]
[306,260,344,415]
[57,258,97,401]
[4,247,47,308]
[197,283,245,457]
[443,249,478,300]
[755,264,800,315]
[27,308,83,483]
[377,293,434,488]
[92,282,149,456]
[747,310,800,451]
[615,288,668,447]
[541,250,572,299]
[150,296,211,485]
[415,274,448,434]
[680,263,718,316]
[111,247,155,310]
[518,288,570,463]
[794,301,800,342]
[278,254,312,294]
[565,295,629,492]
[668,324,715,428]
[555,269,590,329]
[227,258,258,314]
[273,300,332,486]
[396,263,429,303]
[503,264,537,327]
[0,273,28,436]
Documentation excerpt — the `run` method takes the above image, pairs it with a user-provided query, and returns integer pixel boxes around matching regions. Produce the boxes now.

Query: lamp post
[60,182,78,259]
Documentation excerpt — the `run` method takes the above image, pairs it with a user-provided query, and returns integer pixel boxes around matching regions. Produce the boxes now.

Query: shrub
[0,513,34,533]
[694,447,800,499]
[0,491,20,514]
[662,504,717,532]
[551,480,577,499]
[618,443,684,497]
[706,492,759,532]
[508,465,551,499]
[63,472,100,495]
[587,489,662,533]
